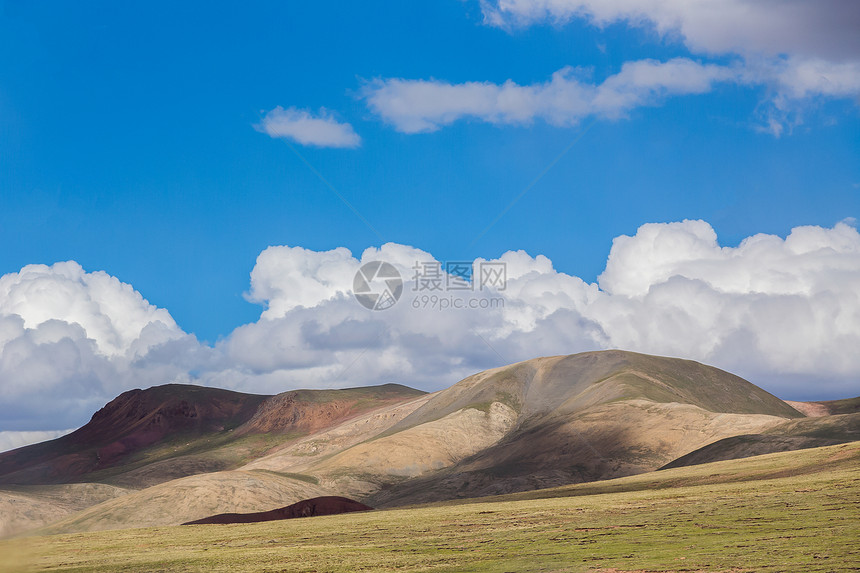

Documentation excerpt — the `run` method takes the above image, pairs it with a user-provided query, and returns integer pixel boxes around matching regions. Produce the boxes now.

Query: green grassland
[4,442,859,573]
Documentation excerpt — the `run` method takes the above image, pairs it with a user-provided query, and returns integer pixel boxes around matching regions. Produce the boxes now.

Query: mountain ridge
[0,383,424,487]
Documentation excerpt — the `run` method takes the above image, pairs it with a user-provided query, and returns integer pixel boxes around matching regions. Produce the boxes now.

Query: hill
[0,383,423,488]
[182,495,372,525]
[3,350,857,536]
[0,482,128,538]
[315,350,808,505]
[0,384,268,485]
[238,350,846,509]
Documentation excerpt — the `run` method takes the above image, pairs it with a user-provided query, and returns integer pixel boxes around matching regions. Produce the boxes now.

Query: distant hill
[785,396,860,417]
[661,411,860,469]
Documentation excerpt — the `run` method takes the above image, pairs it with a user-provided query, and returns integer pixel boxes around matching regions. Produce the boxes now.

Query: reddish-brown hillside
[0,385,269,484]
[237,384,426,435]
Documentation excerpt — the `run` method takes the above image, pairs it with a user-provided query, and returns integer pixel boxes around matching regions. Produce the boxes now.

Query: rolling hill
[356,350,814,506]
[2,350,857,536]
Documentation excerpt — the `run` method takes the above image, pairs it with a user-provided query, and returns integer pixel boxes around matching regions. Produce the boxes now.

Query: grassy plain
[4,442,858,573]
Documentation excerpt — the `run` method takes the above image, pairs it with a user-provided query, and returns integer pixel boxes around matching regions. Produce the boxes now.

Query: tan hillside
[308,401,517,498]
[35,470,332,535]
[0,483,128,538]
[366,398,789,506]
[248,350,817,507]
[390,350,802,430]
[242,393,433,474]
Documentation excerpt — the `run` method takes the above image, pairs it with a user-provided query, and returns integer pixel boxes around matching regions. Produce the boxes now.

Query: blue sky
[2,0,857,342]
[1,1,860,444]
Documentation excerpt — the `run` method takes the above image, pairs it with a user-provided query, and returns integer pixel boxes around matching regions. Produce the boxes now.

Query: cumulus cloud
[0,262,205,437]
[588,221,860,379]
[365,58,736,133]
[245,246,359,317]
[4,221,860,444]
[258,106,361,148]
[0,262,179,357]
[771,58,860,99]
[214,221,860,401]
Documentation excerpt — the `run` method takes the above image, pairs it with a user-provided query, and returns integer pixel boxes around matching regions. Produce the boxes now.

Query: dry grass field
[3,441,858,573]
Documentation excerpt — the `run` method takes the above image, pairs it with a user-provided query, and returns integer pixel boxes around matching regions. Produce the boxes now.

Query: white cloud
[365,58,737,133]
[4,221,860,441]
[478,0,860,134]
[214,221,860,401]
[0,262,179,357]
[772,58,860,100]
[0,262,202,434]
[587,221,860,379]
[258,106,361,148]
[480,0,860,62]
[245,246,359,318]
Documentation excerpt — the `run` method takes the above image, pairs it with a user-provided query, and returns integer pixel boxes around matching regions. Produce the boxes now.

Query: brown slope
[182,496,372,525]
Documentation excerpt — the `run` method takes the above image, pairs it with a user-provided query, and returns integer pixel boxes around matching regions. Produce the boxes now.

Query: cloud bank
[259,107,361,148]
[2,221,859,450]
[0,262,210,436]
